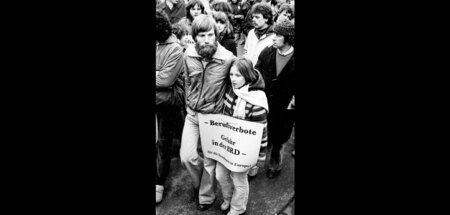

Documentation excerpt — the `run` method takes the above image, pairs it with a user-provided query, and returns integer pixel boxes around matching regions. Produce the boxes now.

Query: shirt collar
[277,46,294,56]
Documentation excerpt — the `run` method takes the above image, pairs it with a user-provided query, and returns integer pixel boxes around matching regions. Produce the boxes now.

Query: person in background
[239,0,259,43]
[211,0,234,23]
[172,22,192,52]
[254,19,295,179]
[155,11,186,203]
[274,3,294,24]
[228,0,248,43]
[243,2,275,66]
[157,0,187,24]
[213,11,237,55]
[180,14,235,211]
[177,0,207,35]
[217,57,268,215]
[271,0,290,19]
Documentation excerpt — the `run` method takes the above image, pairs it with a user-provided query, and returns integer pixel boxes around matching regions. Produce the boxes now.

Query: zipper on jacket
[194,59,208,110]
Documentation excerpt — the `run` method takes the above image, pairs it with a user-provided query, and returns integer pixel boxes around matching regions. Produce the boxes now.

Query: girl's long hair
[212,11,234,37]
[230,57,259,85]
[186,0,206,22]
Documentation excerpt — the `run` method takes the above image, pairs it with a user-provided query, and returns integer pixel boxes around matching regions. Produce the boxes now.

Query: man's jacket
[255,46,295,111]
[243,25,275,66]
[156,34,185,106]
[184,43,235,114]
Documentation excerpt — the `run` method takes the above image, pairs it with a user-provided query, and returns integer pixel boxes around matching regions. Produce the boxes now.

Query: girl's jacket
[223,70,268,152]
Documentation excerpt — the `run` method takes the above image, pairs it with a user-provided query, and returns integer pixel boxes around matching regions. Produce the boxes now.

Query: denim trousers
[155,104,184,186]
[216,161,249,215]
[180,110,216,204]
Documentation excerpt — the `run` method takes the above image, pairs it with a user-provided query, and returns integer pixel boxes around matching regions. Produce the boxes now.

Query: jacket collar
[185,43,229,63]
[255,25,274,40]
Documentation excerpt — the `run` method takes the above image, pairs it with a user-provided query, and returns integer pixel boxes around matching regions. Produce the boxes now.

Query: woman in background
[213,11,237,55]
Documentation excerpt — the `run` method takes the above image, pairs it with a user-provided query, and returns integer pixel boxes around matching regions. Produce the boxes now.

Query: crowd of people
[155,0,295,214]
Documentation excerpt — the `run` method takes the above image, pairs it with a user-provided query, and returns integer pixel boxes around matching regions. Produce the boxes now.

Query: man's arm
[183,55,191,108]
[156,46,184,88]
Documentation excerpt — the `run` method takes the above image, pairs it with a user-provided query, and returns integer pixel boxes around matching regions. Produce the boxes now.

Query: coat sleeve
[254,46,268,71]
[156,45,184,88]
[183,55,190,106]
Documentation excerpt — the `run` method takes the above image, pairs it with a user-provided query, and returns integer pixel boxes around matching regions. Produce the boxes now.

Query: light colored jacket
[184,43,235,114]
[243,27,275,66]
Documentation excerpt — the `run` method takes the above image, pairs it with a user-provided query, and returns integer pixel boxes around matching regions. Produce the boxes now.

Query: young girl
[216,57,268,215]
[177,0,207,44]
[213,11,237,55]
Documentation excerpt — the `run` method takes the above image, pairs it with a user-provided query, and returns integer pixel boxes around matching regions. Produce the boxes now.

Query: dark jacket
[255,45,295,146]
[219,33,237,56]
[255,46,295,111]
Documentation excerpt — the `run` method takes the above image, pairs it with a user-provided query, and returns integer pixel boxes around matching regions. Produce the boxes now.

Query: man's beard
[195,41,218,60]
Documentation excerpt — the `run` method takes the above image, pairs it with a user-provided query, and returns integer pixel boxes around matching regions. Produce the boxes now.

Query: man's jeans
[180,110,216,204]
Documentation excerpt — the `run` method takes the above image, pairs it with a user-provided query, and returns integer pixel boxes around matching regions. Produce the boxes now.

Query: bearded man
[179,14,236,211]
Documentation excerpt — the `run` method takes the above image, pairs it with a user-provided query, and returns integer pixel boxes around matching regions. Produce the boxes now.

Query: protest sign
[198,113,264,172]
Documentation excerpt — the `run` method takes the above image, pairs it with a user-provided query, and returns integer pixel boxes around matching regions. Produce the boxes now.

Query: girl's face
[232,0,237,3]
[190,4,202,19]
[229,66,246,89]
[216,20,226,33]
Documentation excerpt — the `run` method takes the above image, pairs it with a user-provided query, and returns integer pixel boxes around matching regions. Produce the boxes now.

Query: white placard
[198,113,264,172]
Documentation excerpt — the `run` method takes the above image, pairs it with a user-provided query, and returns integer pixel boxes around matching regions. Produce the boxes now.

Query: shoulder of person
[160,35,183,49]
[216,44,235,61]
[260,45,275,56]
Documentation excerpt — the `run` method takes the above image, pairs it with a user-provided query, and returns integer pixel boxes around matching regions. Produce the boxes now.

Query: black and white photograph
[8,1,441,214]
[155,0,296,214]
